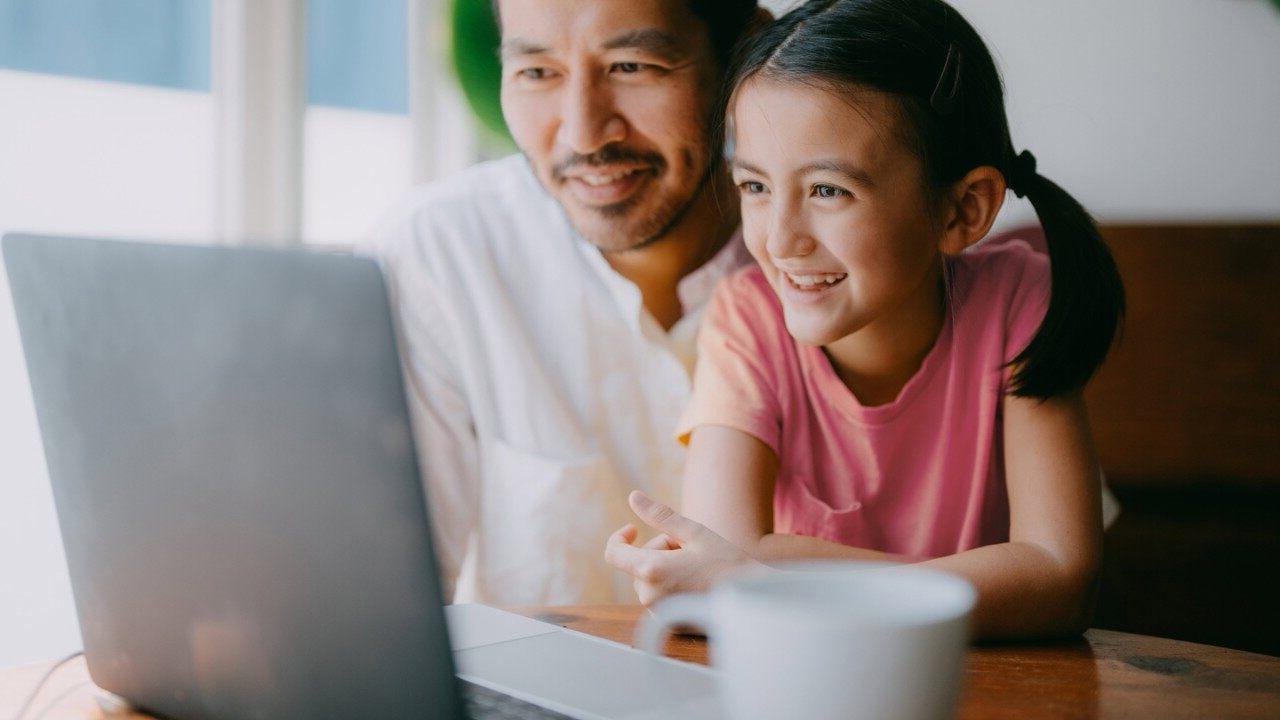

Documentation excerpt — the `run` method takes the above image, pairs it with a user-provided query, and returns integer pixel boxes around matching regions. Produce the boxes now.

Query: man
[366,0,761,605]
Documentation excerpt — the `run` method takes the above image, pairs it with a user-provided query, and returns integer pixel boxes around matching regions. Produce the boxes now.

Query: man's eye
[812,184,849,199]
[738,181,767,195]
[612,62,647,74]
[517,67,552,80]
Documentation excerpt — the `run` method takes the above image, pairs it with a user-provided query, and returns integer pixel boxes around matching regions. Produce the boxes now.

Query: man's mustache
[551,146,666,180]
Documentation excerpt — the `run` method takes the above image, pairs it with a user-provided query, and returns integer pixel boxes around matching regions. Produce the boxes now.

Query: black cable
[8,651,84,720]
[28,680,90,720]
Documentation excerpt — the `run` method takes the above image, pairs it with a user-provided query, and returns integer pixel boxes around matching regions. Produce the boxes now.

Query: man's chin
[563,202,673,254]
[551,169,708,254]
[573,222,660,253]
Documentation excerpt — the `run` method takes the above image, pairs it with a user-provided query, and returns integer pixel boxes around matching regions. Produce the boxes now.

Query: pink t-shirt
[678,237,1050,560]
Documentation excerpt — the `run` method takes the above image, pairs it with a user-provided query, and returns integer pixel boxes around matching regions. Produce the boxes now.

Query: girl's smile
[778,267,849,305]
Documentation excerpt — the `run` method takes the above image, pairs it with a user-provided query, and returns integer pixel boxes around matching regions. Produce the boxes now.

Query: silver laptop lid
[3,233,464,720]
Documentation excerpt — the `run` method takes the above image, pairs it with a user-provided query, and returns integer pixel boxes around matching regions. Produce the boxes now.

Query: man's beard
[545,145,710,253]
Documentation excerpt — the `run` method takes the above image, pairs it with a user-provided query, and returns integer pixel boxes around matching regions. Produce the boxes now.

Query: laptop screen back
[4,234,463,720]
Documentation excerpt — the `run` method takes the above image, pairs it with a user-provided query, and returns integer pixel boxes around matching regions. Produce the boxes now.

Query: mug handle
[635,593,714,656]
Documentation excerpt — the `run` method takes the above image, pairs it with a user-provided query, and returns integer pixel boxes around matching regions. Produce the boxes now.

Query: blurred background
[2,0,1278,667]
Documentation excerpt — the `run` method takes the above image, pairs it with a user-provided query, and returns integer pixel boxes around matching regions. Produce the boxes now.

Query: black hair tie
[1009,150,1038,198]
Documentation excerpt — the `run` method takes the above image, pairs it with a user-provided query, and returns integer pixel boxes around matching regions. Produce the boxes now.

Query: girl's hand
[604,491,764,607]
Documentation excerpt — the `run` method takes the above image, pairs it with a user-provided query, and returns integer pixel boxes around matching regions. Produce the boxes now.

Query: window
[304,0,412,245]
[1,0,219,668]
[0,0,471,666]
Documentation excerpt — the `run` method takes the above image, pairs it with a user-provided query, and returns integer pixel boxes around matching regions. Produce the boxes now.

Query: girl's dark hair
[723,0,1124,399]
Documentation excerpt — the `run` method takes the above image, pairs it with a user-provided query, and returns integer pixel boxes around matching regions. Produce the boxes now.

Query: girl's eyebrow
[731,158,876,189]
[799,160,876,189]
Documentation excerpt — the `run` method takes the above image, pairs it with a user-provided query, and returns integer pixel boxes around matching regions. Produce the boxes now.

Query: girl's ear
[938,166,1007,255]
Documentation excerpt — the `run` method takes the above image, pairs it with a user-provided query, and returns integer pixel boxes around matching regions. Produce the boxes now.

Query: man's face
[498,0,720,252]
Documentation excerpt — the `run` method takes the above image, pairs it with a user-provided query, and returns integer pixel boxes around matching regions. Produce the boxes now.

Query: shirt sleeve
[360,218,479,603]
[677,272,784,453]
[1000,241,1052,388]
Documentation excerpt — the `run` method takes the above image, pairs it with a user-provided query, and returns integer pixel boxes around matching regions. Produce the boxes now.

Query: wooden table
[3,605,1279,719]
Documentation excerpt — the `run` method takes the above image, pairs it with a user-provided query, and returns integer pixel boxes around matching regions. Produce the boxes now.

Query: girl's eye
[812,184,850,199]
[738,181,767,195]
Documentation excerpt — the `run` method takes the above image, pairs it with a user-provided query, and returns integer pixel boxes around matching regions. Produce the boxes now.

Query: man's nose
[556,74,627,155]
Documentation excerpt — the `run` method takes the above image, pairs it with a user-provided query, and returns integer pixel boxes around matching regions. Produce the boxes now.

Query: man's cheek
[502,99,551,151]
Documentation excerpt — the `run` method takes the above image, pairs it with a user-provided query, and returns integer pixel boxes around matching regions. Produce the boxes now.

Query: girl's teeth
[787,272,847,288]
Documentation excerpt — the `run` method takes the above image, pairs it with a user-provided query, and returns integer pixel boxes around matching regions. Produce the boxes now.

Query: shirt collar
[575,227,750,316]
[675,228,750,313]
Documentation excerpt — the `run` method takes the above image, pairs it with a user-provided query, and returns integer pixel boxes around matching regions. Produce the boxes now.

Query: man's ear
[938,165,1006,255]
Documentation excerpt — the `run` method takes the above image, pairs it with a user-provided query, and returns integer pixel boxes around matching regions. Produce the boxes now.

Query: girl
[605,0,1124,639]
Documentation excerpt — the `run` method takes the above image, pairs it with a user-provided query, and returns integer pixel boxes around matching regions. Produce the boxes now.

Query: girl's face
[730,76,944,348]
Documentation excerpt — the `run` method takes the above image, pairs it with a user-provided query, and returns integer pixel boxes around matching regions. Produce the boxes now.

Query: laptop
[3,233,722,720]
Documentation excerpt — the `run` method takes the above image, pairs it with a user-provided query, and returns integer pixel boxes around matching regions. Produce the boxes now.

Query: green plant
[450,0,510,145]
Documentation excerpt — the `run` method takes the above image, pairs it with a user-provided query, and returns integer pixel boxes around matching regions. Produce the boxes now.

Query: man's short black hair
[491,0,760,70]
[688,0,761,69]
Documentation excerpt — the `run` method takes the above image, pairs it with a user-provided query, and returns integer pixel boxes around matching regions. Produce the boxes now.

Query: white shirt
[364,155,751,605]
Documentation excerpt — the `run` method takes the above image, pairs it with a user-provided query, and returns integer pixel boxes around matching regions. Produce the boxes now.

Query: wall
[760,0,1280,226]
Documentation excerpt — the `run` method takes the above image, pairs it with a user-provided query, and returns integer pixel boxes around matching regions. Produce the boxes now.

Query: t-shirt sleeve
[677,271,785,452]
[999,241,1051,387]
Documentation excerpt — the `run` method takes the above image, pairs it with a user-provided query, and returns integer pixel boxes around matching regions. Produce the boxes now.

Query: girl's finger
[642,533,677,551]
[604,532,659,575]
[607,523,638,546]
[628,491,708,544]
[638,583,663,609]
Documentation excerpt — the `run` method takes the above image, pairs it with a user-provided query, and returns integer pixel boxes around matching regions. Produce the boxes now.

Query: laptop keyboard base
[460,678,575,719]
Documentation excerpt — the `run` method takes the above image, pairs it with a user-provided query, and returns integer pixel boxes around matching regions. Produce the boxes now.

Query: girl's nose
[765,205,817,259]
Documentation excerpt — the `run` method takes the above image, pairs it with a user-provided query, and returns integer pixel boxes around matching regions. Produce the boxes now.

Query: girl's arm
[606,394,1102,640]
[604,425,881,604]
[917,392,1103,639]
[681,425,894,562]
[678,425,777,549]
[694,394,1102,638]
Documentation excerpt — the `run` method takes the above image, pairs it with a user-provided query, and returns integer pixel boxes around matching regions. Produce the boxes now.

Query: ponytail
[1008,154,1125,398]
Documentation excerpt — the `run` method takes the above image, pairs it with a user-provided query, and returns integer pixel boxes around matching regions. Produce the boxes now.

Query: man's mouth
[562,167,655,206]
[577,169,644,186]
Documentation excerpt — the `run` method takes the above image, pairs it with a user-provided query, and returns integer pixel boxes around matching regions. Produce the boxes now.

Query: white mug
[637,562,977,720]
